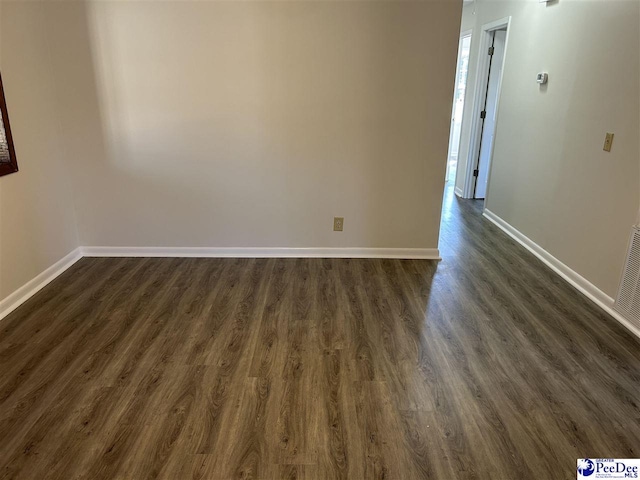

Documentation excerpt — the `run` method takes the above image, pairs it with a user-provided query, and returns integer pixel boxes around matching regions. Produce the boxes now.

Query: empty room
[0,0,638,478]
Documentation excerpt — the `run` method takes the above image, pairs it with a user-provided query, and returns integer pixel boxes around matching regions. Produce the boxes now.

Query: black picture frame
[0,73,18,177]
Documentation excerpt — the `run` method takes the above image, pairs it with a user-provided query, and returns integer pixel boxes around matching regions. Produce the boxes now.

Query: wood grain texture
[1,187,639,479]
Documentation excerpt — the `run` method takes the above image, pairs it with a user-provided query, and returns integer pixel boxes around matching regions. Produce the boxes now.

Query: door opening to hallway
[445,32,472,185]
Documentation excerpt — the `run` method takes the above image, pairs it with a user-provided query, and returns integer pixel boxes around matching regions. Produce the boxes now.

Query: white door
[474,29,506,199]
[445,34,471,184]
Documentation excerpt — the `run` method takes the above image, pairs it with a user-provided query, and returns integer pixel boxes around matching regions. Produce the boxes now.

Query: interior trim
[0,248,82,321]
[483,208,640,340]
[80,246,441,260]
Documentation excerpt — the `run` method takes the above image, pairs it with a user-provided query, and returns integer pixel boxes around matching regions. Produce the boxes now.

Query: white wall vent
[614,226,640,329]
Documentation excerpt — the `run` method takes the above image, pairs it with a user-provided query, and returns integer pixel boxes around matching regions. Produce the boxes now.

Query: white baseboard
[483,209,640,340]
[454,186,464,198]
[0,248,83,321]
[0,246,439,323]
[80,246,441,260]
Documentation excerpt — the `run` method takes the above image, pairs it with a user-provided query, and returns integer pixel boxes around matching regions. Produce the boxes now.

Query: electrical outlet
[333,217,344,232]
[603,133,614,152]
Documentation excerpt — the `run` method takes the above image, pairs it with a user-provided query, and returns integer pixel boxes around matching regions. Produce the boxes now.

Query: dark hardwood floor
[1,186,639,479]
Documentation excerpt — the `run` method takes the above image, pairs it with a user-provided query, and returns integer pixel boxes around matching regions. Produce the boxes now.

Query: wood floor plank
[1,187,639,479]
[316,348,354,480]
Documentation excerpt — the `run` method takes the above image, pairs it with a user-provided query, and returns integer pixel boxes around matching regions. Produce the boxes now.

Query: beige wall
[458,0,639,297]
[53,0,461,249]
[0,2,79,302]
[2,0,635,311]
[0,0,461,305]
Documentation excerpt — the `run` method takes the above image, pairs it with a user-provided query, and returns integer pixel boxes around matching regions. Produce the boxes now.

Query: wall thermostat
[536,72,548,84]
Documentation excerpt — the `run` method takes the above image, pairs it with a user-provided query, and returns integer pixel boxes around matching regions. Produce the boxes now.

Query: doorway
[462,17,511,201]
[445,32,472,185]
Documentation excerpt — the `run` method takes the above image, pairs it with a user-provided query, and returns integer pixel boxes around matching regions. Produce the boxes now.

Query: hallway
[436,186,640,473]
[0,189,638,479]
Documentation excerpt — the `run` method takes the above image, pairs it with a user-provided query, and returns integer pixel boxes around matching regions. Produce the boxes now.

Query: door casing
[462,16,512,205]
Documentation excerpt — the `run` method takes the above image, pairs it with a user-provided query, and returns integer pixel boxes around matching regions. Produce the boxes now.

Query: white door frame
[446,29,473,185]
[462,16,512,203]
